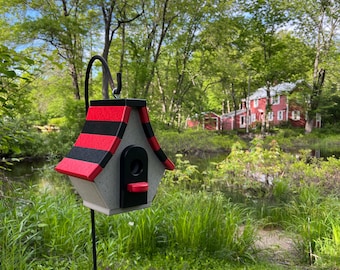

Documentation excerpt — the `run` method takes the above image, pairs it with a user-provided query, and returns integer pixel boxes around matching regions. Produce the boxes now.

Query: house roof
[249,82,298,100]
[221,109,246,118]
[187,111,220,120]
[55,99,174,181]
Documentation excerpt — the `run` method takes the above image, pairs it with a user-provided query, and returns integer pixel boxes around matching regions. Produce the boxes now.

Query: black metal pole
[91,209,97,270]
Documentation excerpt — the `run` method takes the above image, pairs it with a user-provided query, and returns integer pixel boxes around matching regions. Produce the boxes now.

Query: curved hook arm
[84,55,117,112]
[113,72,122,98]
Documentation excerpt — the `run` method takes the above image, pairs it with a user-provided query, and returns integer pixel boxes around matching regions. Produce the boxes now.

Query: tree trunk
[305,117,314,134]
[156,67,167,116]
[231,83,237,130]
[264,82,271,133]
[101,47,110,100]
[101,6,112,100]
[143,0,175,98]
[304,0,338,133]
[119,22,126,74]
[100,3,143,99]
[70,63,80,100]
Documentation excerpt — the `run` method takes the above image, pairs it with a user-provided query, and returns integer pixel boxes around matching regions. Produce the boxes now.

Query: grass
[0,174,257,269]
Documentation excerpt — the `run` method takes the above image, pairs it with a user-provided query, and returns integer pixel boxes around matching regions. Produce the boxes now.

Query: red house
[186,112,221,130]
[187,82,321,131]
[222,82,321,130]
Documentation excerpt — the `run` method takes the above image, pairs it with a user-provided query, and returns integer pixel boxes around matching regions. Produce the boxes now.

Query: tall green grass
[0,180,92,269]
[281,186,340,266]
[1,171,257,269]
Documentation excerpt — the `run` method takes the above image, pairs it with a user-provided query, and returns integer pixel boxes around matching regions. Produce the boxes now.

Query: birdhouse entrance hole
[131,159,143,176]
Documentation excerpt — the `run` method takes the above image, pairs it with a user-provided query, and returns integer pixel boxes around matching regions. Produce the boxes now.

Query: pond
[2,159,54,183]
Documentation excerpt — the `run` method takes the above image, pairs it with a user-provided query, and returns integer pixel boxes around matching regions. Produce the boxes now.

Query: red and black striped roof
[55,99,174,181]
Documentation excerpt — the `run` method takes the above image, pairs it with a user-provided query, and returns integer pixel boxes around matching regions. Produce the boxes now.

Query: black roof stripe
[142,122,154,138]
[154,148,167,163]
[82,121,127,138]
[66,147,112,168]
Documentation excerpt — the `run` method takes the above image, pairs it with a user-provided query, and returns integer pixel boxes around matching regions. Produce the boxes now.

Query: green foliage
[0,0,340,133]
[202,138,340,267]
[163,191,256,262]
[60,98,85,131]
[0,119,30,157]
[205,138,298,201]
[0,45,35,161]
[0,45,34,118]
[162,153,200,188]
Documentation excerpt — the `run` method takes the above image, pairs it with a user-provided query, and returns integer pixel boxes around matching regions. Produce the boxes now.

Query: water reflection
[3,159,47,182]
[311,149,340,159]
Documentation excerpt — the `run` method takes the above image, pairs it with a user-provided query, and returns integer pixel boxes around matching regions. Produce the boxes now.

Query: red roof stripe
[55,157,102,181]
[86,106,131,123]
[148,136,161,151]
[74,133,121,154]
[138,106,149,124]
[163,159,175,170]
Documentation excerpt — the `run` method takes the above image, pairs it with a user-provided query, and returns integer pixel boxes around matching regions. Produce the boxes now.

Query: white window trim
[316,113,321,121]
[267,111,274,121]
[253,99,259,108]
[292,110,300,121]
[271,95,280,105]
[277,110,284,121]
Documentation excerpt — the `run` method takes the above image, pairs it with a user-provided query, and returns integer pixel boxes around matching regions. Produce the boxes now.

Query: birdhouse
[55,98,174,215]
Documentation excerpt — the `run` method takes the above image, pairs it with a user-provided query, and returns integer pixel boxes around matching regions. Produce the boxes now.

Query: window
[277,110,284,121]
[251,114,256,122]
[240,115,246,127]
[292,110,300,121]
[253,99,259,107]
[267,111,273,121]
[271,95,280,105]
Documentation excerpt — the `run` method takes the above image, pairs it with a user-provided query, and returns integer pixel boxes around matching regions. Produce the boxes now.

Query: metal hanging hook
[84,55,122,112]
[113,72,122,99]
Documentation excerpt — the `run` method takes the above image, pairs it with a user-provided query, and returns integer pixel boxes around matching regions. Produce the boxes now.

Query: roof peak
[249,81,299,100]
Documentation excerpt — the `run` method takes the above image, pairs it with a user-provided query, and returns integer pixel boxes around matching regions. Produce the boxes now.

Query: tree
[0,45,34,159]
[293,0,340,132]
[126,0,178,100]
[166,1,217,126]
[237,0,292,131]
[1,0,95,100]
